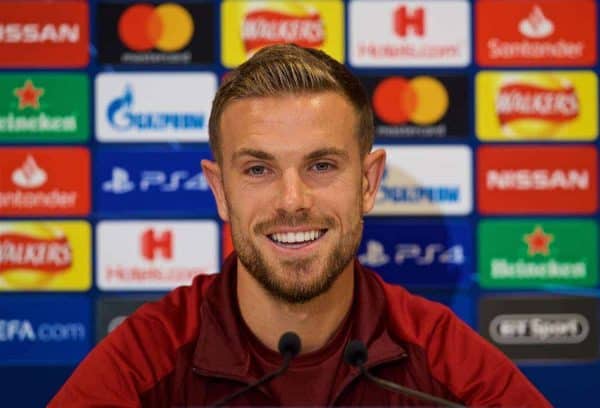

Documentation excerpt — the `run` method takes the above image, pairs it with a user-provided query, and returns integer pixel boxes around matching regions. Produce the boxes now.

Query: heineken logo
[523,225,553,256]
[13,80,44,110]
[479,220,598,288]
[0,73,88,142]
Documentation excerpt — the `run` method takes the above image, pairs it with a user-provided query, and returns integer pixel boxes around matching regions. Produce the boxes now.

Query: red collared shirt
[50,254,551,407]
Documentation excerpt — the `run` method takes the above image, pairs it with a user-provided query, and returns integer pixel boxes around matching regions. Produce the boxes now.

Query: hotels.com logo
[0,0,88,67]
[477,146,597,214]
[97,221,219,291]
[141,229,173,261]
[242,9,325,53]
[476,0,596,66]
[394,6,425,37]
[349,0,470,67]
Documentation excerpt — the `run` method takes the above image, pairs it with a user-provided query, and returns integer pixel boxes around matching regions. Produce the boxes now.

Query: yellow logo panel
[221,0,344,68]
[0,221,91,291]
[476,71,598,141]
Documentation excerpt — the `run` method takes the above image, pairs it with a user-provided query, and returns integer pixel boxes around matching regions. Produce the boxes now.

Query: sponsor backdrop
[0,0,598,405]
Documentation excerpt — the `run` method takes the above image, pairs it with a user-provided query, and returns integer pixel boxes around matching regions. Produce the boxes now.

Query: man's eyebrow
[305,148,349,161]
[232,148,275,162]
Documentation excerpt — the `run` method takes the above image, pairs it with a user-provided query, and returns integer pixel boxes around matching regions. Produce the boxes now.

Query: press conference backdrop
[0,0,598,406]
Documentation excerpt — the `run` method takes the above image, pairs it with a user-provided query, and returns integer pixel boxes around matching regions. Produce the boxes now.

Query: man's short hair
[208,44,375,163]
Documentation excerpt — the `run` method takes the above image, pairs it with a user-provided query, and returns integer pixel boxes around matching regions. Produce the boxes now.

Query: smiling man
[50,45,550,407]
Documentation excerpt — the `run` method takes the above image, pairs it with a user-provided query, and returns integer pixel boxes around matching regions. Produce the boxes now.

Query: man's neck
[236,262,355,355]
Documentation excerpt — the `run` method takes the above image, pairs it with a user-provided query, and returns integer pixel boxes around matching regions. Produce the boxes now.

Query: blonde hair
[208,44,374,162]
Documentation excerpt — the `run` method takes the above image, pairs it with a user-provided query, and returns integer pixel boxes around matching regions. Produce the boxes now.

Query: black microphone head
[278,331,301,358]
[344,339,368,367]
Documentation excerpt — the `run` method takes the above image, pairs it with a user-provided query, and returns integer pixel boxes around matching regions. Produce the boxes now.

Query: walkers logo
[0,221,91,291]
[98,2,214,65]
[95,149,216,215]
[361,75,468,138]
[476,71,597,141]
[358,220,472,287]
[479,296,599,361]
[373,145,471,215]
[221,0,343,67]
[349,1,470,67]
[476,0,596,66]
[95,72,216,142]
[0,74,88,142]
[0,1,88,67]
[477,146,597,214]
[0,148,90,216]
[97,221,219,291]
[0,296,90,365]
[478,220,598,288]
[95,297,158,342]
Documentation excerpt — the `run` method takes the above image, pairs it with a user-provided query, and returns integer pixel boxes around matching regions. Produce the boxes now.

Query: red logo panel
[0,147,90,216]
[0,0,89,67]
[477,146,597,214]
[476,0,596,66]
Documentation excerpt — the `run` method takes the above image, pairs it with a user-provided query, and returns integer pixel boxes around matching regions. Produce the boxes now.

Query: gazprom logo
[377,167,460,204]
[106,85,204,131]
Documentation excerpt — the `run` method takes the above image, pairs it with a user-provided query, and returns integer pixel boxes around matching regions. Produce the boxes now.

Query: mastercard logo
[118,3,194,52]
[372,77,449,125]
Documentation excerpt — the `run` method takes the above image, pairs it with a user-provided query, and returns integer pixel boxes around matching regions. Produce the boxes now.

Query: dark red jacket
[50,255,551,407]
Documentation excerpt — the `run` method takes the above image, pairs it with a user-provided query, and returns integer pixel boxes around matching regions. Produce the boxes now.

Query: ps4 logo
[359,240,465,267]
[106,85,204,131]
[102,167,209,194]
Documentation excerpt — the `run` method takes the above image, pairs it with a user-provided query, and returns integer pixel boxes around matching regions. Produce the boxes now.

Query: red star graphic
[13,80,44,110]
[523,225,554,256]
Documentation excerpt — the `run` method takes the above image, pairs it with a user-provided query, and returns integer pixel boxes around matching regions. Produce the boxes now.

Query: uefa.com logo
[0,0,89,67]
[0,296,91,365]
[476,0,596,66]
[95,72,217,142]
[96,221,219,291]
[373,145,472,215]
[349,0,470,67]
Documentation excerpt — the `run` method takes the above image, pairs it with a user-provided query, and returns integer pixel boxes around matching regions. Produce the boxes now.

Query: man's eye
[247,166,267,176]
[312,162,333,172]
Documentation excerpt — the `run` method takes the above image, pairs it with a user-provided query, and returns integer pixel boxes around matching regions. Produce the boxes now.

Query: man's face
[203,92,384,304]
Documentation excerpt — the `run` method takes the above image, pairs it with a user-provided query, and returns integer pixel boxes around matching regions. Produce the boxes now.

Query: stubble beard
[230,205,364,304]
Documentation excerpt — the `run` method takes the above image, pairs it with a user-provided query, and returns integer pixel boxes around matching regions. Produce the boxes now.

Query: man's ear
[361,149,386,214]
[201,159,230,222]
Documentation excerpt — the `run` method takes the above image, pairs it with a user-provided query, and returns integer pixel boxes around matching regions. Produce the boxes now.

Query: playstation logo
[103,167,135,194]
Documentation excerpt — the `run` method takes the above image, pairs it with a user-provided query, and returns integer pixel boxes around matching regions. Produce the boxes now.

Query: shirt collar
[192,253,405,381]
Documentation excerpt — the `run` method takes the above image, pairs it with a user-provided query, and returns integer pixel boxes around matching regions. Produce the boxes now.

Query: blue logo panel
[0,296,91,365]
[358,219,473,288]
[95,148,217,215]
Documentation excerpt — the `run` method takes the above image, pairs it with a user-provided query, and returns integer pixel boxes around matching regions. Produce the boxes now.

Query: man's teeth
[270,230,323,244]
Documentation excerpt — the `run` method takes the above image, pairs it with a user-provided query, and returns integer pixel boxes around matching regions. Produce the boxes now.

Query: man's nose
[276,169,313,213]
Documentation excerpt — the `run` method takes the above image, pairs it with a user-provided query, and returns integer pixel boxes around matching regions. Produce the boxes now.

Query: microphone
[209,332,301,407]
[344,340,465,408]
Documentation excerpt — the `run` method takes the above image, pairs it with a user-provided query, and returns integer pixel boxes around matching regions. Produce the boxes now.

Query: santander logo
[242,9,325,52]
[11,155,47,189]
[518,5,554,39]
